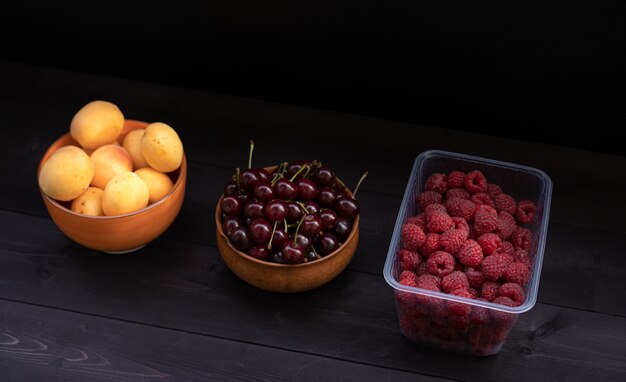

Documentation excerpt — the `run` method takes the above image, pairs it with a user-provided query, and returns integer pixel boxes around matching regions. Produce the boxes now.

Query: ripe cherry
[247,244,269,261]
[264,199,288,221]
[314,166,335,186]
[274,178,298,200]
[253,182,274,202]
[316,186,336,208]
[334,217,352,241]
[297,178,318,200]
[222,216,242,236]
[229,227,252,250]
[335,197,360,219]
[244,199,265,220]
[318,233,339,255]
[249,218,272,243]
[221,196,242,217]
[319,209,338,231]
[301,214,322,237]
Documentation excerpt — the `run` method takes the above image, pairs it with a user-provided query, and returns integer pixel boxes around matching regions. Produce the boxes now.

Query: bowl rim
[37,119,187,220]
[215,166,360,269]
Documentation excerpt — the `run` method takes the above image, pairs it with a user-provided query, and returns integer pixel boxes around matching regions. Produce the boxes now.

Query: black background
[1,2,624,156]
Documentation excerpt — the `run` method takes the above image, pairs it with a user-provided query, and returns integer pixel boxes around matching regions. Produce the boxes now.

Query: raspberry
[494,194,517,215]
[486,183,503,198]
[447,289,473,316]
[513,249,531,266]
[511,227,532,250]
[406,214,426,231]
[445,198,476,221]
[425,173,448,194]
[446,187,470,200]
[416,274,441,290]
[427,212,454,233]
[497,283,525,306]
[398,249,421,272]
[464,170,487,194]
[471,193,495,208]
[469,305,490,325]
[417,191,442,210]
[498,240,515,257]
[457,239,484,267]
[465,267,485,288]
[481,254,512,281]
[481,281,499,301]
[447,170,466,188]
[441,271,469,293]
[427,251,455,277]
[503,261,531,286]
[474,205,498,233]
[495,211,517,240]
[492,296,516,307]
[477,233,502,255]
[451,217,470,235]
[399,270,418,284]
[415,261,428,275]
[468,288,480,299]
[396,278,419,308]
[424,203,447,219]
[401,224,426,250]
[440,229,466,254]
[420,233,441,257]
[516,200,537,224]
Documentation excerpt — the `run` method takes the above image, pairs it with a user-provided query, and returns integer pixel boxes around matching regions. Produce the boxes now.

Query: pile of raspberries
[395,169,538,355]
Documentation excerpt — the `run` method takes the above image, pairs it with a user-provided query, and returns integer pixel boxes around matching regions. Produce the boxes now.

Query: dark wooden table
[1,60,625,381]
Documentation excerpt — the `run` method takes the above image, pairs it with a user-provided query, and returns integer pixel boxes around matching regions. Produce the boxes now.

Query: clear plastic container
[383,150,552,356]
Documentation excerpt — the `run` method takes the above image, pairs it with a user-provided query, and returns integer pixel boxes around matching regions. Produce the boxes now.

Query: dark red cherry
[307,250,321,262]
[249,218,272,243]
[282,242,305,264]
[237,192,251,205]
[334,217,352,241]
[319,209,338,231]
[270,228,289,250]
[274,178,298,200]
[316,186,336,208]
[293,234,312,251]
[221,196,242,217]
[253,182,274,202]
[304,200,320,215]
[297,178,318,200]
[314,166,335,186]
[287,201,305,222]
[264,199,288,221]
[229,227,252,250]
[270,250,286,263]
[318,233,340,255]
[301,214,322,237]
[286,160,309,179]
[335,197,360,219]
[247,244,269,261]
[240,168,260,191]
[257,168,271,183]
[244,199,265,220]
[222,216,242,236]
[224,180,239,196]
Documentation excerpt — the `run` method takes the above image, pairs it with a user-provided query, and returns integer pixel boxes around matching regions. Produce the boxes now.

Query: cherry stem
[293,214,306,245]
[353,171,369,197]
[284,218,288,232]
[267,220,278,250]
[270,173,283,186]
[311,245,320,258]
[290,164,309,182]
[296,201,309,215]
[235,167,241,191]
[301,164,312,179]
[248,140,255,169]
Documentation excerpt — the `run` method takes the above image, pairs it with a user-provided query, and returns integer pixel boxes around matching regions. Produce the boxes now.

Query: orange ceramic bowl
[215,168,360,293]
[37,120,187,253]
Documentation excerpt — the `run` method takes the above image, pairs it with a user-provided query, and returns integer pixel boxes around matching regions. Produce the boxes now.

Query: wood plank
[1,61,625,234]
[0,212,625,381]
[0,300,442,382]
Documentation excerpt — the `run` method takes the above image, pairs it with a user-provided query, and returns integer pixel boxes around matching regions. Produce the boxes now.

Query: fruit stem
[301,164,312,179]
[290,164,309,182]
[267,220,278,250]
[280,161,288,176]
[235,167,241,191]
[270,173,283,186]
[296,201,309,215]
[284,218,288,232]
[353,171,369,197]
[311,245,321,259]
[248,140,255,169]
[293,215,306,245]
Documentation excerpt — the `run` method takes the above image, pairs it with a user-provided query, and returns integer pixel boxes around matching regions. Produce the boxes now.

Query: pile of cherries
[220,141,366,264]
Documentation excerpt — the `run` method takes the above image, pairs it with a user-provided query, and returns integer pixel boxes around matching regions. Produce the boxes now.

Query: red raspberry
[399,270,418,284]
[495,211,517,240]
[457,239,484,267]
[498,240,515,257]
[511,227,532,250]
[498,283,525,306]
[477,233,502,256]
[406,214,426,231]
[465,267,485,288]
[445,197,476,221]
[427,251,456,277]
[513,249,531,266]
[416,274,441,290]
[425,173,448,194]
[503,262,531,286]
[469,305,490,325]
[471,193,495,208]
[440,229,466,254]
[481,281,499,301]
[415,261,428,275]
[474,205,498,234]
[441,271,469,293]
[451,217,470,234]
[424,203,447,219]
[464,170,487,194]
[420,233,441,257]
[481,254,512,281]
[396,278,419,308]
[492,296,516,308]
[447,289,473,316]
[417,191,442,210]
[494,194,517,215]
[447,170,466,188]
[486,183,503,198]
[516,200,537,224]
[427,212,454,233]
[468,287,480,299]
[398,249,421,272]
[401,224,426,250]
[446,187,470,200]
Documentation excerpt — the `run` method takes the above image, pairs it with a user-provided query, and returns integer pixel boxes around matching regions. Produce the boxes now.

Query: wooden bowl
[37,120,187,253]
[215,169,360,293]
